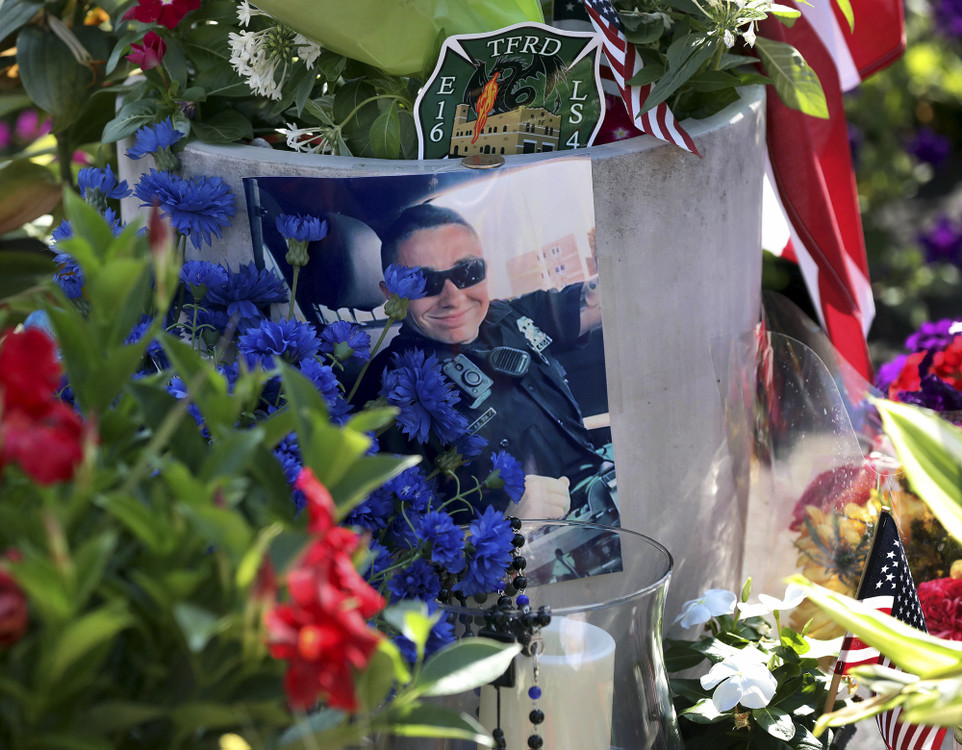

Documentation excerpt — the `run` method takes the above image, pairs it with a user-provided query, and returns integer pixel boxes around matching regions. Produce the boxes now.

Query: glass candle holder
[380,519,682,750]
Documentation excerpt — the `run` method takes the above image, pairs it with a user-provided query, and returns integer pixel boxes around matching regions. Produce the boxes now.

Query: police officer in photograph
[367,203,614,523]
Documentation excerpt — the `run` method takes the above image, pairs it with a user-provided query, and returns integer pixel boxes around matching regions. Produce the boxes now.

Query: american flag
[760,0,906,382]
[834,510,946,750]
[579,0,699,155]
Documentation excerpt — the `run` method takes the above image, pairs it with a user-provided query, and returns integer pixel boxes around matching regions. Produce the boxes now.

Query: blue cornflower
[387,557,441,602]
[345,488,394,532]
[134,169,236,250]
[274,434,306,511]
[53,253,85,299]
[78,164,132,209]
[102,207,125,235]
[418,510,466,574]
[364,539,393,582]
[380,348,468,444]
[180,260,228,302]
[454,431,487,459]
[125,315,166,367]
[167,376,208,437]
[125,117,185,167]
[298,357,351,422]
[384,466,434,514]
[384,264,427,300]
[455,505,514,597]
[319,320,371,363]
[51,219,72,246]
[487,450,526,504]
[238,317,320,368]
[205,262,288,331]
[276,213,328,243]
[394,601,456,663]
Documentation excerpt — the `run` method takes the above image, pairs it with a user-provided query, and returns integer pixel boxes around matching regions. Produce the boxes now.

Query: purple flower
[53,253,85,299]
[134,169,236,250]
[905,319,959,353]
[897,374,962,413]
[380,348,468,444]
[387,557,441,602]
[906,127,952,169]
[488,450,526,504]
[125,117,185,161]
[935,0,962,37]
[418,510,466,574]
[319,320,371,363]
[455,505,514,597]
[875,353,908,393]
[384,264,427,300]
[919,215,962,265]
[238,318,320,368]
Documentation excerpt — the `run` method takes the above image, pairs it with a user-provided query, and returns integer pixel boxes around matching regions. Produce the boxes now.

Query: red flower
[0,327,62,416]
[933,338,962,390]
[0,328,85,485]
[0,567,28,647]
[124,0,200,29]
[266,470,385,712]
[127,31,167,70]
[887,351,927,399]
[918,577,962,640]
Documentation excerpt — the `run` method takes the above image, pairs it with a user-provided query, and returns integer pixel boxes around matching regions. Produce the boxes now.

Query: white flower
[700,648,778,711]
[236,1,265,27]
[723,28,736,48]
[284,124,330,154]
[742,23,757,47]
[294,34,322,69]
[674,589,737,627]
[736,583,806,618]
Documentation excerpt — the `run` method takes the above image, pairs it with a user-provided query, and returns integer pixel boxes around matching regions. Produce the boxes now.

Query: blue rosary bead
[528,685,542,700]
[516,594,530,607]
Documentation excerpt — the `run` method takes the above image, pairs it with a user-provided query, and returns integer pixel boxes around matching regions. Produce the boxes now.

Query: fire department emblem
[415,22,605,160]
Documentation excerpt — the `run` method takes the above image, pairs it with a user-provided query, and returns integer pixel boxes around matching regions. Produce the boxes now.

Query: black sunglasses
[419,258,487,297]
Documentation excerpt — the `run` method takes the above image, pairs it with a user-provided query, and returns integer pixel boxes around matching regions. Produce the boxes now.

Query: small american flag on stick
[833,510,946,750]
[581,0,699,155]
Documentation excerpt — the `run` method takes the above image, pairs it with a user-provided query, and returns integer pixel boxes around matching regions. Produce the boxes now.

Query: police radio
[442,354,493,408]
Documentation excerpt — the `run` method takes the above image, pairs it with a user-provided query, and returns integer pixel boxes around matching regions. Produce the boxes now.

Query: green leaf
[790,576,962,679]
[72,532,117,610]
[639,34,717,115]
[383,601,436,659]
[385,704,494,745]
[369,103,401,159]
[627,62,666,88]
[355,641,400,712]
[190,108,254,143]
[172,603,225,653]
[623,15,667,45]
[43,604,133,684]
[680,698,726,724]
[278,709,347,747]
[412,638,522,698]
[82,701,165,733]
[790,725,826,750]
[754,705,795,741]
[0,159,61,235]
[754,37,828,118]
[96,493,172,554]
[874,398,962,543]
[101,99,164,145]
[687,70,742,92]
[0,0,42,43]
[0,246,55,299]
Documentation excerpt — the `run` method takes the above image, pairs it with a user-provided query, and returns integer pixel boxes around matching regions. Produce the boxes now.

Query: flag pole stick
[821,487,893,715]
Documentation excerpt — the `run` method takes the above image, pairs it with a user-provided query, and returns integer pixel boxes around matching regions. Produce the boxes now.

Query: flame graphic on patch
[471,71,499,144]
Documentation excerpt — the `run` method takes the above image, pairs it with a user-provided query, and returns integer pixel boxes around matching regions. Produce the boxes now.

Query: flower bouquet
[0,143,539,747]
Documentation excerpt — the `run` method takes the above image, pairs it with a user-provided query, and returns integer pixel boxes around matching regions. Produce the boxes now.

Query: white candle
[479,615,616,749]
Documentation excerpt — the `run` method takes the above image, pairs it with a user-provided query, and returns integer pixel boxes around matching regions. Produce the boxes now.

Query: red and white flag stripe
[875,658,945,750]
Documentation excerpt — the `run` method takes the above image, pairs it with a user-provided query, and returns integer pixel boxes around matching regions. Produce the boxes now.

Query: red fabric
[761,11,874,380]
[834,0,906,80]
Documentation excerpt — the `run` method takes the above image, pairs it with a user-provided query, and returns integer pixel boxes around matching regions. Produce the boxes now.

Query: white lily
[700,648,778,711]
[736,582,806,618]
[674,588,737,627]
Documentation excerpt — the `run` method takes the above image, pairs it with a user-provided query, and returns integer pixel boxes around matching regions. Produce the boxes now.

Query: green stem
[56,132,74,188]
[288,265,301,319]
[347,316,395,403]
[711,39,725,70]
[338,94,404,129]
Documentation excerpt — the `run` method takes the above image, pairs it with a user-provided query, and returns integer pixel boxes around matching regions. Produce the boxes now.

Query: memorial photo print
[244,157,620,582]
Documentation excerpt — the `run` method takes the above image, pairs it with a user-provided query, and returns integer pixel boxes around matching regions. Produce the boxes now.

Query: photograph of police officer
[369,201,617,531]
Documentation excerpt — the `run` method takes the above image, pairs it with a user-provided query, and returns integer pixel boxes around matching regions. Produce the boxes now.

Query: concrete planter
[119,86,766,624]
